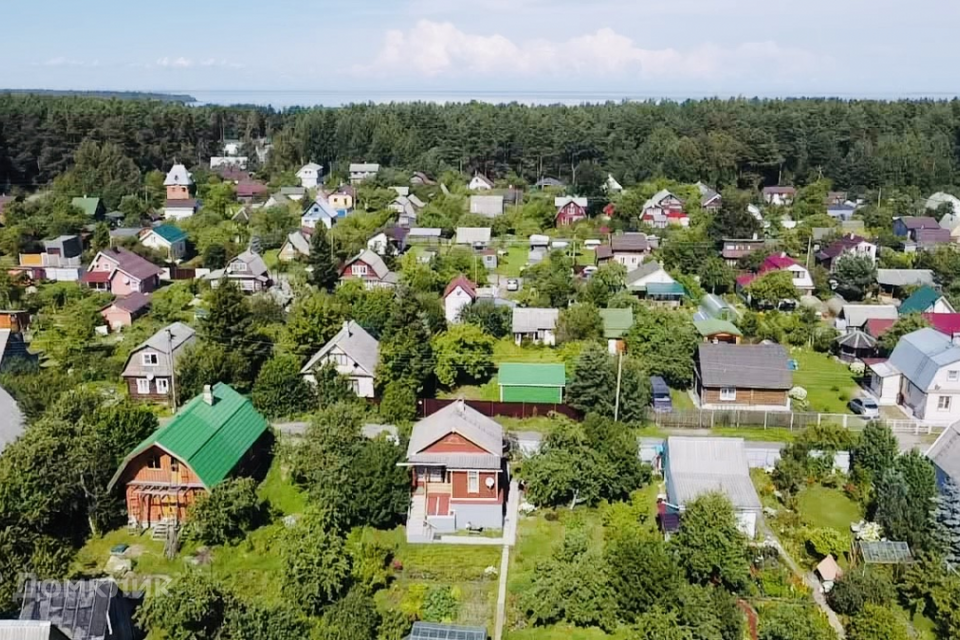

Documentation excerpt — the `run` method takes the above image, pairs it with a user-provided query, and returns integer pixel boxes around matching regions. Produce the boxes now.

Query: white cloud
[156,56,194,68]
[360,21,823,81]
[40,57,100,68]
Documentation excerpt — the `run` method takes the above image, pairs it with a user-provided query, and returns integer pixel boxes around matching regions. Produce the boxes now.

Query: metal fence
[645,407,948,434]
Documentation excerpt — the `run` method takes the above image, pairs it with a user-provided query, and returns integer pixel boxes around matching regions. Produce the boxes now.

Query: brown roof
[444,275,477,299]
[610,233,650,253]
[165,198,198,209]
[97,248,162,281]
[112,292,152,314]
[596,246,613,260]
[900,216,940,230]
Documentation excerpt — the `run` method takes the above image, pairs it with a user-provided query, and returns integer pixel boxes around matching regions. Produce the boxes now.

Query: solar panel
[408,621,488,640]
[859,540,914,564]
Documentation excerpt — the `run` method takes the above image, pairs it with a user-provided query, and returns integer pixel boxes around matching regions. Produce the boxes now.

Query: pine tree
[308,225,339,291]
[937,477,960,564]
[566,344,616,417]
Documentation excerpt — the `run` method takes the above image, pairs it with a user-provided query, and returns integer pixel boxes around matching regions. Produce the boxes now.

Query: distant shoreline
[0,89,197,103]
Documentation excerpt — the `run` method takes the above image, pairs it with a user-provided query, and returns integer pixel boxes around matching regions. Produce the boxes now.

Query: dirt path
[493,480,520,640]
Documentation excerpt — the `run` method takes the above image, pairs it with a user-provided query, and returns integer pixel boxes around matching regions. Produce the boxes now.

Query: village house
[695,343,792,410]
[599,307,633,354]
[236,180,268,202]
[910,227,954,252]
[736,253,814,297]
[163,163,197,220]
[814,234,877,271]
[877,268,935,297]
[121,322,196,404]
[329,184,356,212]
[296,162,323,188]
[455,227,492,248]
[625,261,685,306]
[838,304,899,333]
[18,234,85,281]
[140,224,187,261]
[301,320,380,398]
[279,186,306,201]
[926,423,960,491]
[827,203,858,221]
[554,196,588,226]
[893,216,941,240]
[17,579,140,640]
[595,233,655,269]
[641,189,689,228]
[108,383,270,528]
[81,248,162,295]
[512,307,558,346]
[349,163,380,184]
[301,197,339,229]
[205,250,271,293]
[762,185,796,206]
[100,292,151,331]
[694,319,742,344]
[469,173,494,191]
[278,229,311,262]
[866,313,960,345]
[443,275,477,324]
[663,437,762,538]
[498,363,566,402]
[899,286,956,315]
[71,196,106,219]
[401,400,506,541]
[407,227,442,244]
[696,182,722,210]
[340,249,399,289]
[721,237,767,266]
[469,195,504,218]
[367,227,409,257]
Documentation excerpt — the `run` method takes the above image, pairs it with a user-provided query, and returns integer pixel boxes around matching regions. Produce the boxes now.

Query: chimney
[203,385,214,406]
[343,321,351,336]
[457,397,465,413]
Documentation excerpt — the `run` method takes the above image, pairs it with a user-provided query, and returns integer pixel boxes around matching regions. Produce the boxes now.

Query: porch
[126,483,199,529]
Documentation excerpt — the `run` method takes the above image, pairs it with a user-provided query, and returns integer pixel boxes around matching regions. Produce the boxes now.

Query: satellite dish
[147,373,155,381]
[484,477,495,489]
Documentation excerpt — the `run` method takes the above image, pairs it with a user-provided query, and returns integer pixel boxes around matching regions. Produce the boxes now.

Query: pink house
[82,248,162,295]
[100,292,152,331]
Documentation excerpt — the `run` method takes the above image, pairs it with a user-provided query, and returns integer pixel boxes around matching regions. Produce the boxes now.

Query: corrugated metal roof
[455,227,492,244]
[899,286,942,314]
[512,308,558,333]
[0,382,24,454]
[0,621,67,640]
[406,452,502,469]
[889,328,960,392]
[694,319,742,338]
[344,249,390,279]
[109,383,267,490]
[842,304,899,328]
[666,437,761,511]
[877,269,934,288]
[927,423,960,484]
[498,363,566,387]
[599,308,633,338]
[148,224,187,244]
[18,580,128,640]
[407,400,503,457]
[470,195,504,217]
[301,321,380,376]
[697,343,791,389]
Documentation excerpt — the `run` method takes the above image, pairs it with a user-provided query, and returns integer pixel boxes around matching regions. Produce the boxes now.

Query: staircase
[406,494,434,543]
[151,519,178,541]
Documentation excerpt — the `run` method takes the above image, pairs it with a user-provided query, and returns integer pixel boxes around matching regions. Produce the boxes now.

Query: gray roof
[877,269,935,288]
[19,580,135,640]
[697,343,791,389]
[841,304,898,328]
[455,227,492,244]
[163,163,193,186]
[406,452,502,469]
[836,329,877,350]
[345,249,391,279]
[109,228,144,239]
[229,250,269,277]
[927,423,960,484]
[283,230,311,256]
[469,195,504,217]
[625,260,670,287]
[350,163,380,173]
[407,227,442,238]
[121,322,197,379]
[297,163,322,174]
[611,233,651,253]
[301,321,380,376]
[361,423,399,442]
[512,308,559,333]
[696,181,720,206]
[643,188,682,211]
[0,382,24,454]
[666,437,761,511]
[889,328,960,392]
[280,186,306,196]
[554,196,588,208]
[408,400,503,458]
[0,621,69,640]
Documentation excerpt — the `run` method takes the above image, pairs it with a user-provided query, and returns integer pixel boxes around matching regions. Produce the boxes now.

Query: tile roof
[697,343,791,389]
[301,321,380,376]
[511,308,558,333]
[899,286,943,314]
[666,437,761,510]
[444,275,477,299]
[599,308,633,338]
[927,423,960,484]
[888,328,960,392]
[147,224,187,244]
[408,400,503,457]
[109,383,268,490]
[498,363,566,387]
[877,269,934,288]
[121,322,196,379]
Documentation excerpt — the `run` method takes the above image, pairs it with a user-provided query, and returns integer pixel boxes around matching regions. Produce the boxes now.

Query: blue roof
[149,224,187,243]
[899,286,941,315]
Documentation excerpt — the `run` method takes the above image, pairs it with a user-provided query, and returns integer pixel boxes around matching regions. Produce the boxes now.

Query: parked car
[582,265,598,277]
[650,376,673,413]
[849,397,880,418]
[506,278,520,292]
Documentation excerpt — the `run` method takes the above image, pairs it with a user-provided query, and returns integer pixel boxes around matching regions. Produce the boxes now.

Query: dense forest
[2,95,960,194]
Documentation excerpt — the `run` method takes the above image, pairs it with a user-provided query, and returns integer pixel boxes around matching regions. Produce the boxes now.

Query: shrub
[804,527,848,559]
[185,477,267,545]
[826,568,896,616]
[423,586,460,623]
[380,381,417,424]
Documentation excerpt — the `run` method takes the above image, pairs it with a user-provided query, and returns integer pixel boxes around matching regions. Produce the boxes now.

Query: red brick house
[81,248,162,295]
[401,400,505,542]
[339,249,399,289]
[554,196,588,226]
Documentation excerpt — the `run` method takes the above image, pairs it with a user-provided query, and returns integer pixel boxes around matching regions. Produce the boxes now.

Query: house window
[147,453,162,469]
[720,387,737,401]
[468,471,480,494]
[349,379,361,395]
[428,468,444,482]
[949,371,959,382]
[170,459,179,473]
[232,261,247,272]
[142,352,159,366]
[938,396,952,412]
[352,264,368,276]
[136,378,151,394]
[156,378,170,394]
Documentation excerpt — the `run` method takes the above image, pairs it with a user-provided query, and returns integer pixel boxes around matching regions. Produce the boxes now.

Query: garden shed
[498,363,566,403]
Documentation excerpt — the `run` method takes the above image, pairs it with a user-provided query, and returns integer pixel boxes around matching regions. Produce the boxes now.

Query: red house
[401,400,505,542]
[554,196,588,226]
[339,249,398,289]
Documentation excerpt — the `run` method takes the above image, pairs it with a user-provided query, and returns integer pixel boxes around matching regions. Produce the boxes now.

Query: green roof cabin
[599,308,634,354]
[694,318,742,344]
[498,363,566,403]
[107,383,270,528]
[898,285,955,315]
[71,196,106,219]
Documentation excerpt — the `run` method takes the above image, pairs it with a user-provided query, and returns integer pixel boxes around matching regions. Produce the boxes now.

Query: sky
[2,0,958,105]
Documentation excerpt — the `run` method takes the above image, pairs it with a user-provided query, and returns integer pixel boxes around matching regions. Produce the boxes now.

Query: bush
[380,381,417,424]
[804,527,848,559]
[826,568,896,616]
[423,586,460,623]
[185,477,267,545]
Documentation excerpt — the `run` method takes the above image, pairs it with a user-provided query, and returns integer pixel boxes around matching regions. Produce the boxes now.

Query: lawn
[496,247,528,278]
[670,388,694,409]
[493,339,563,364]
[796,485,862,534]
[789,349,860,414]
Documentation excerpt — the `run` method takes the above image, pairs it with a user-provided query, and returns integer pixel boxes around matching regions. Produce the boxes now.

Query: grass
[496,247,528,278]
[669,388,694,409]
[789,349,861,414]
[795,485,862,534]
[493,338,564,364]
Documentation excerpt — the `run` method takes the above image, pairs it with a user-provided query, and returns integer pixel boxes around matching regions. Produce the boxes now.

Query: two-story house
[163,163,198,220]
[300,320,380,398]
[401,400,506,541]
[762,186,796,206]
[107,383,269,528]
[893,216,941,239]
[120,322,196,404]
[349,163,380,184]
[641,189,689,227]
[301,198,339,229]
[329,185,356,212]
[204,250,271,292]
[339,249,398,289]
[81,248,162,295]
[554,196,588,226]
[815,234,877,271]
[469,173,494,191]
[595,233,655,270]
[721,238,767,266]
[883,328,960,422]
[443,275,478,323]
[140,224,188,261]
[296,162,323,188]
[736,253,814,296]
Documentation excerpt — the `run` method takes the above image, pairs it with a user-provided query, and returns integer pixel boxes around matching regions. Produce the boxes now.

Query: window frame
[938,396,952,412]
[719,387,737,401]
[136,378,151,394]
[949,370,959,382]
[156,378,170,394]
[467,471,480,494]
[141,352,159,367]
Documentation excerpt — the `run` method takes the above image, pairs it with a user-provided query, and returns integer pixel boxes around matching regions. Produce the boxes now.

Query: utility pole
[805,235,813,271]
[613,350,624,422]
[167,328,177,411]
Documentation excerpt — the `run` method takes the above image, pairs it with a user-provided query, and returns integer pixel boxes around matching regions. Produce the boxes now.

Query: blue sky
[2,0,958,104]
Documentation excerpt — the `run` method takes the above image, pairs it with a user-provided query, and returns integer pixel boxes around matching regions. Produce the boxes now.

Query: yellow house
[329,192,353,211]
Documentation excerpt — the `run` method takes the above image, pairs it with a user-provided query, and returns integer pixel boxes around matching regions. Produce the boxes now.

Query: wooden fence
[419,398,581,420]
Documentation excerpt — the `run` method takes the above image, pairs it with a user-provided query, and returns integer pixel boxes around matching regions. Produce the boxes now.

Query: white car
[506,279,520,292]
[849,397,880,419]
[582,266,598,277]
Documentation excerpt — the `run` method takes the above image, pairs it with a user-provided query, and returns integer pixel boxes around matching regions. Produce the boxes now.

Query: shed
[694,319,742,344]
[816,554,842,583]
[498,363,566,403]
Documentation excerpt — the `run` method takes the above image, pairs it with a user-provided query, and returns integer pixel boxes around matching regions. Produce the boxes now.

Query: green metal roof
[150,224,188,244]
[646,282,688,297]
[899,286,940,315]
[599,308,634,338]
[71,196,102,217]
[108,383,268,490]
[694,318,742,337]
[498,363,566,387]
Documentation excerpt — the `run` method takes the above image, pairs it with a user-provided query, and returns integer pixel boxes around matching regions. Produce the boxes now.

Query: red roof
[762,254,798,271]
[666,210,688,218]
[865,318,896,338]
[926,313,960,336]
[236,181,268,198]
[736,273,757,287]
[81,270,111,283]
[444,275,477,299]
